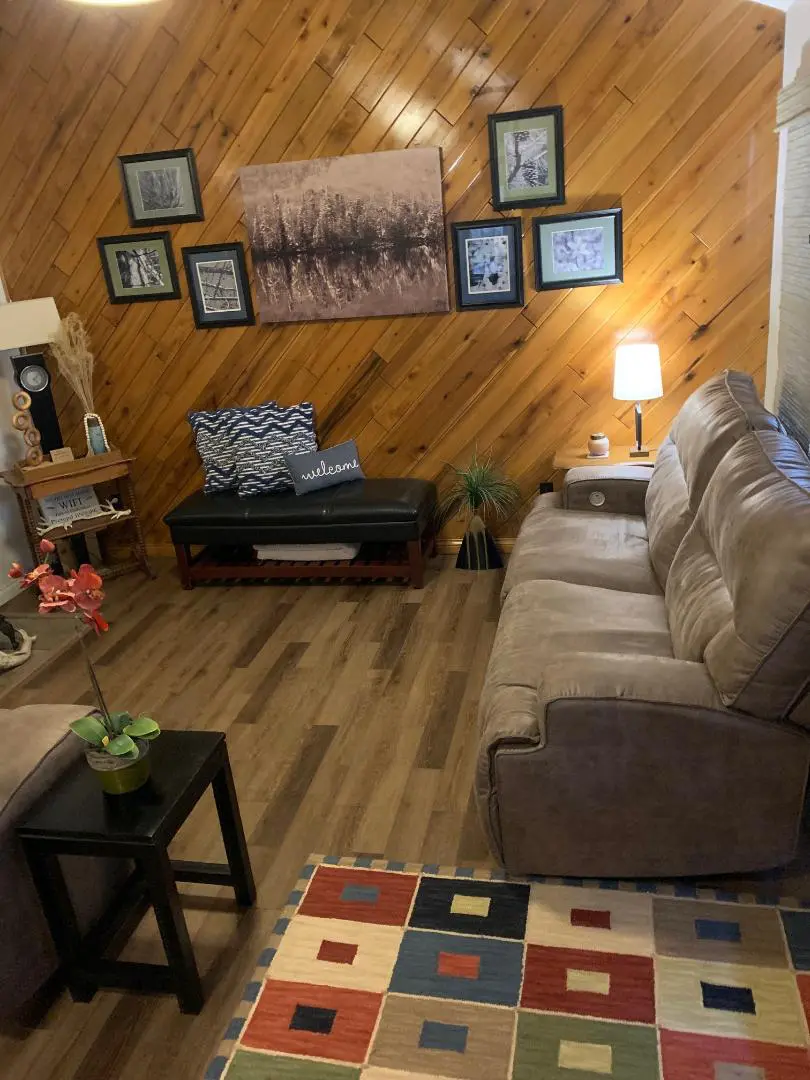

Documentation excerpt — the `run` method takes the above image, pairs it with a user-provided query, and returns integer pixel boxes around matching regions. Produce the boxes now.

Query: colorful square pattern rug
[205,855,810,1079]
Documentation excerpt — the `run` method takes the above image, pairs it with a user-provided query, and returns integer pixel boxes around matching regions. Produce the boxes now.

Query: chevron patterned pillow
[188,402,278,494]
[234,402,318,497]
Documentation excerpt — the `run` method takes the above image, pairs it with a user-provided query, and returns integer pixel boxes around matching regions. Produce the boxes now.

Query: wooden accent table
[2,449,152,580]
[16,730,255,1015]
[553,445,658,472]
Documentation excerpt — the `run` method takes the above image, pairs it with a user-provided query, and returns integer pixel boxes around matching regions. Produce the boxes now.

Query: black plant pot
[456,515,504,571]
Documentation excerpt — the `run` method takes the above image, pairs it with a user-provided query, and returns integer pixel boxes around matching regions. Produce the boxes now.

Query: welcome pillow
[285,440,364,495]
[188,402,276,494]
[234,402,318,496]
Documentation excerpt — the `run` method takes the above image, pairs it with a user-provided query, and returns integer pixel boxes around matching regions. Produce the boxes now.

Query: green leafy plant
[438,450,521,527]
[70,711,161,760]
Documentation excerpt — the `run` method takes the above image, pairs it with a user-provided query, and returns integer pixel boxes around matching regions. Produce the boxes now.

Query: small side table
[552,444,659,472]
[2,449,152,580]
[16,730,256,1014]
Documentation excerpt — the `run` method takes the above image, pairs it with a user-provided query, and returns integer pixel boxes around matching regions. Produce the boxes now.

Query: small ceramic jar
[588,432,610,458]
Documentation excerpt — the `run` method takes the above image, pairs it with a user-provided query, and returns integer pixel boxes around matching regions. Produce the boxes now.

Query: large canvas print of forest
[240,148,450,323]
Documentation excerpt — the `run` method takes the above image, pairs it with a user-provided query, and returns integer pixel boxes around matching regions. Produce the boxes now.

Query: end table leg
[174,543,194,590]
[24,848,97,1002]
[141,848,204,1014]
[212,753,256,908]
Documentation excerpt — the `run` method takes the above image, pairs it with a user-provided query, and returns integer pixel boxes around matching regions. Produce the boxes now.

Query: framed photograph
[488,107,565,211]
[182,242,255,329]
[451,218,524,310]
[533,209,623,291]
[97,231,181,304]
[118,149,203,227]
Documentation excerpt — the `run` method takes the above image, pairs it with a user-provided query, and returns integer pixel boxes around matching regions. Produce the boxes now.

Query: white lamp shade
[613,343,663,401]
[0,298,62,352]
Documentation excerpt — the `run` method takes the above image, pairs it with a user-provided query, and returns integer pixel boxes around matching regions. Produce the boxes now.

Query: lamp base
[629,446,652,458]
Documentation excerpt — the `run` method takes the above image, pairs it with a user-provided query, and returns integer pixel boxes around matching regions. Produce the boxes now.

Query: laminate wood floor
[3,556,810,1079]
[0,556,497,1080]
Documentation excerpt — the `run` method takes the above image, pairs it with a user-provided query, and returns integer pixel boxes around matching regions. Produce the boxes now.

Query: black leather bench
[164,478,438,589]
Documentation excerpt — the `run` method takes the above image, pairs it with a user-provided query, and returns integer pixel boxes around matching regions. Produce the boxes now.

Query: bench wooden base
[173,536,434,590]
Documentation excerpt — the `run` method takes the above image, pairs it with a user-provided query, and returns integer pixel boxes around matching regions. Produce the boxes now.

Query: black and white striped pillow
[188,402,277,494]
[234,403,318,497]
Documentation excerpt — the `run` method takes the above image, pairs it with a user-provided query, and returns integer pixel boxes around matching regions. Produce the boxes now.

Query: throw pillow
[188,402,276,494]
[285,440,364,495]
[234,402,318,496]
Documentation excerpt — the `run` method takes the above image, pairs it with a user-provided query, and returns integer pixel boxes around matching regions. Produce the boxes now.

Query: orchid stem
[75,623,111,723]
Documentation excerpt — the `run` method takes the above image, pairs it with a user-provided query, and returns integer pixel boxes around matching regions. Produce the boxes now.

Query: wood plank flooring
[2,558,810,1078]
[0,557,496,1079]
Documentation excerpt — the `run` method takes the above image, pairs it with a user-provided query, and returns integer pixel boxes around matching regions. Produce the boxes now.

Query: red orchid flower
[8,562,24,579]
[22,564,53,589]
[38,538,56,555]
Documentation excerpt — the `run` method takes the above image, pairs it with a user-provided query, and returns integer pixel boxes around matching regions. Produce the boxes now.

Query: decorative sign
[49,447,75,464]
[38,486,103,529]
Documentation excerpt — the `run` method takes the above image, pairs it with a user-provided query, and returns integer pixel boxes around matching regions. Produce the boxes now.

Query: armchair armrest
[563,464,653,515]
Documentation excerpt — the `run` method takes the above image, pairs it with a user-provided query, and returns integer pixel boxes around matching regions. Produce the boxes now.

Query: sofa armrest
[476,654,810,876]
[563,464,653,515]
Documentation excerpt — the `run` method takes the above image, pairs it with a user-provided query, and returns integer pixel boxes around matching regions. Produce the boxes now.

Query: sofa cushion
[668,369,782,510]
[645,436,692,587]
[697,431,810,721]
[483,578,672,716]
[645,372,781,588]
[502,493,660,600]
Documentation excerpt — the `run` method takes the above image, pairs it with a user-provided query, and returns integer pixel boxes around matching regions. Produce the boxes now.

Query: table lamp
[613,342,663,457]
[0,298,63,460]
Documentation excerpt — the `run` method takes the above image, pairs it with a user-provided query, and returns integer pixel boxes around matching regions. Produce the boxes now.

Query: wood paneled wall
[0,0,783,545]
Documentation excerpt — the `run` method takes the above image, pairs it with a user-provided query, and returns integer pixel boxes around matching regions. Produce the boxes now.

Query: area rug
[205,855,810,1079]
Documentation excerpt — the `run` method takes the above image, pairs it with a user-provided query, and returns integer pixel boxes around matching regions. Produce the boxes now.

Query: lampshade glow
[613,343,663,402]
[0,298,62,352]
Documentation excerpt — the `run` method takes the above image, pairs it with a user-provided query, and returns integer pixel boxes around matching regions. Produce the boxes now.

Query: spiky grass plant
[438,450,521,527]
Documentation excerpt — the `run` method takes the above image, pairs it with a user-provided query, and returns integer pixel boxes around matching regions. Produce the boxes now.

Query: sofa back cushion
[646,370,781,587]
[666,431,810,723]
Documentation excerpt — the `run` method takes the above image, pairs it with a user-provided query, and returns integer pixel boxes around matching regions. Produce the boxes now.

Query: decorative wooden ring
[11,391,31,411]
[25,447,44,466]
[23,427,41,447]
[12,411,30,431]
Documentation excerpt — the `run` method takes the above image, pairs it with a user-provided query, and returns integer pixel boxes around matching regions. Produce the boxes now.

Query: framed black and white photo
[97,232,181,304]
[488,107,564,211]
[118,149,203,227]
[182,243,255,329]
[533,209,623,291]
[451,218,524,310]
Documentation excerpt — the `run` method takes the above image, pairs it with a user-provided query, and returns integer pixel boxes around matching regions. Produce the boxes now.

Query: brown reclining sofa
[476,371,810,878]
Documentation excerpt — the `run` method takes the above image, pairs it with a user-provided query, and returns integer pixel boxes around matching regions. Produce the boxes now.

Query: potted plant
[8,540,159,794]
[438,451,521,570]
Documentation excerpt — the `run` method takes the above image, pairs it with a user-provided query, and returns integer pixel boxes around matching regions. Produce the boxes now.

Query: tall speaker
[11,353,62,453]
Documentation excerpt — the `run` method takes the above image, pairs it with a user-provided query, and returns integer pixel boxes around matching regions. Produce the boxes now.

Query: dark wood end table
[16,730,255,1014]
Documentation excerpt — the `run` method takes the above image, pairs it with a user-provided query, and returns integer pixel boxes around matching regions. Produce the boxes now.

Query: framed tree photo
[451,218,524,310]
[118,148,204,227]
[533,209,624,291]
[182,243,255,329]
[488,107,565,211]
[97,232,181,304]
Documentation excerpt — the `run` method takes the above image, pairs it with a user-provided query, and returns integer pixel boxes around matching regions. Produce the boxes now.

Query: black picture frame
[118,148,204,227]
[182,242,255,330]
[532,208,624,292]
[488,106,565,211]
[451,218,524,311]
[97,232,181,305]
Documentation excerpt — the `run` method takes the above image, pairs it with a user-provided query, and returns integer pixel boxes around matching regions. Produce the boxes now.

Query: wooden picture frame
[182,243,255,330]
[451,218,524,310]
[488,106,565,211]
[533,208,624,291]
[97,232,181,305]
[118,148,204,227]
